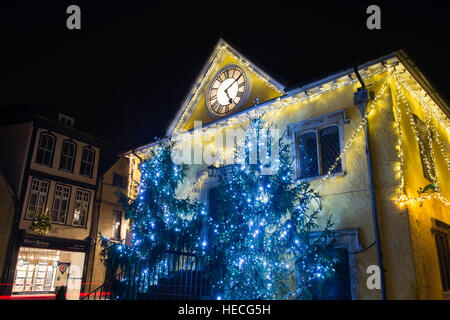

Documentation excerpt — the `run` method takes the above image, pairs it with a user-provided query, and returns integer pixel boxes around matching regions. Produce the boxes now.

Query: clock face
[206,66,249,118]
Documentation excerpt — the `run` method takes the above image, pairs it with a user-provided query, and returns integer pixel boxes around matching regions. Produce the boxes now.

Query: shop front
[10,232,90,300]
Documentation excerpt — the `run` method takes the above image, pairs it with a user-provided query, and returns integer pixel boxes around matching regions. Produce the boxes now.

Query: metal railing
[81,251,209,300]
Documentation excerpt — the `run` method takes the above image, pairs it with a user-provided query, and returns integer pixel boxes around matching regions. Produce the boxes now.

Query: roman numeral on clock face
[211,101,219,112]
[209,94,217,102]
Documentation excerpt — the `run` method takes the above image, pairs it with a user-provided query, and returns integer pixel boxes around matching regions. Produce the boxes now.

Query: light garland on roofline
[130,66,449,209]
[397,77,450,171]
[397,77,450,134]
[394,74,450,207]
[170,66,389,146]
[173,44,284,135]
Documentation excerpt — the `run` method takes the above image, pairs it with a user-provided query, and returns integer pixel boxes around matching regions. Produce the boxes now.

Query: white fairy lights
[394,74,450,207]
[315,71,394,191]
[172,43,284,136]
[394,73,407,197]
[130,63,449,209]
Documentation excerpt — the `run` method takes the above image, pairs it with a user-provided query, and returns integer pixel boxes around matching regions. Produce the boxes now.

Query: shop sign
[19,233,89,252]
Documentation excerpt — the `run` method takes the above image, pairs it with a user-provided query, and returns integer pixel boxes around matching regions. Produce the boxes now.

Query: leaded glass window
[299,131,319,179]
[320,126,342,175]
[297,125,342,179]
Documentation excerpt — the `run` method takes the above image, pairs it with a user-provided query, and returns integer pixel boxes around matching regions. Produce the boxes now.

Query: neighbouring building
[123,40,450,299]
[0,106,107,299]
[0,169,15,280]
[83,156,130,296]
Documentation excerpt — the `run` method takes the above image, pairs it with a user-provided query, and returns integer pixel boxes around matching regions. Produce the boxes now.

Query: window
[113,173,128,189]
[51,184,71,224]
[25,179,49,220]
[433,220,450,293]
[36,132,55,166]
[289,111,346,180]
[80,147,95,177]
[58,113,75,128]
[112,210,122,239]
[309,248,352,300]
[297,125,342,179]
[414,115,437,183]
[72,189,90,227]
[59,140,76,172]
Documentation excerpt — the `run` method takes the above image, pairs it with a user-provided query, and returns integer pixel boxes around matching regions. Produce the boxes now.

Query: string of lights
[394,73,407,198]
[394,75,450,207]
[396,78,450,171]
[397,76,439,189]
[314,71,394,191]
[397,77,450,134]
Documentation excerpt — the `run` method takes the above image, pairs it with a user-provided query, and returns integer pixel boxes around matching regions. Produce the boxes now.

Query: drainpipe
[353,66,387,300]
[88,175,104,293]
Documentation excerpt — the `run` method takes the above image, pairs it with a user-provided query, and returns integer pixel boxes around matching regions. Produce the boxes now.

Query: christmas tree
[100,121,338,300]
[99,141,205,280]
[31,208,51,235]
[204,118,338,299]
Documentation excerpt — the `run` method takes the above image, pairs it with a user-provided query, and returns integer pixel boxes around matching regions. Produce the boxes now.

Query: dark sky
[1,1,449,162]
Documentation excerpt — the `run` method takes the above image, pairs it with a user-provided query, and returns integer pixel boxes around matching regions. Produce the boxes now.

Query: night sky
[1,1,449,165]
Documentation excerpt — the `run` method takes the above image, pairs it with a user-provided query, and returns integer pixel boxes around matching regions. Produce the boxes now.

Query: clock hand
[224,74,242,94]
[224,90,233,104]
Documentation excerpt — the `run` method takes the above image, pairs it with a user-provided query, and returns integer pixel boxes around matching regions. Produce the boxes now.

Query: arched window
[36,132,55,166]
[80,147,95,177]
[59,140,76,172]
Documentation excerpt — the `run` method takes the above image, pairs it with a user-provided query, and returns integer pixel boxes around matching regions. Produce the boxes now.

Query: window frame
[50,183,72,225]
[59,139,77,173]
[24,178,50,220]
[288,110,348,181]
[58,113,75,128]
[111,210,123,240]
[72,188,91,228]
[35,132,56,167]
[79,146,95,178]
[432,219,450,295]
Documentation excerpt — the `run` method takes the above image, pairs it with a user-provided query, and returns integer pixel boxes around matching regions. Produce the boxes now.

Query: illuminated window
[80,147,95,177]
[25,178,49,220]
[51,184,71,224]
[72,189,90,227]
[414,115,436,183]
[36,132,55,166]
[59,140,76,172]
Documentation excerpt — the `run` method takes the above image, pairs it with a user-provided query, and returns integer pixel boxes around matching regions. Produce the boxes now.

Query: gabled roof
[124,49,450,157]
[165,39,285,137]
